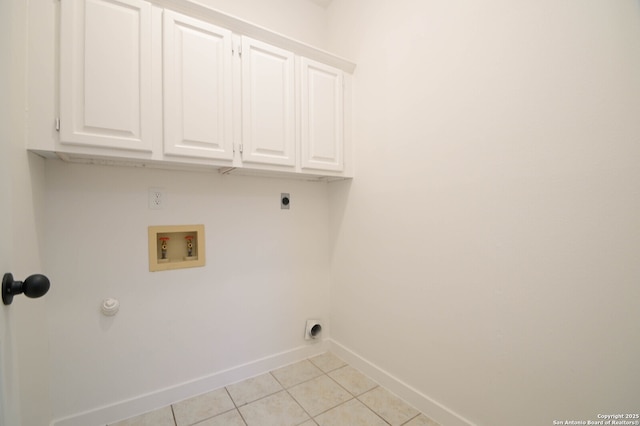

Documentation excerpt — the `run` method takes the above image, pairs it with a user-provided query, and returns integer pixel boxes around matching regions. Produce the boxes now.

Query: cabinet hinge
[55,118,60,131]
[239,144,243,154]
[238,44,242,58]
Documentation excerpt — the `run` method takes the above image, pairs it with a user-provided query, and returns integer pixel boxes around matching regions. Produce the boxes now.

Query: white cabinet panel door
[163,11,233,160]
[241,37,296,166]
[300,58,344,172]
[60,0,153,152]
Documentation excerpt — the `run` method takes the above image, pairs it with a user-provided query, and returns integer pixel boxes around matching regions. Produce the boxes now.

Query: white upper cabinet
[60,0,153,152]
[54,0,355,178]
[300,58,344,172]
[163,11,234,160]
[240,37,296,167]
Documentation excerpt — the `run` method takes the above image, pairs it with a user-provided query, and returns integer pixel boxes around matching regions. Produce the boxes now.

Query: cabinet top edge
[151,0,357,73]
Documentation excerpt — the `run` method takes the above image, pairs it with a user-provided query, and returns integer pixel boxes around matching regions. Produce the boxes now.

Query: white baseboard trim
[327,339,476,426]
[50,341,329,426]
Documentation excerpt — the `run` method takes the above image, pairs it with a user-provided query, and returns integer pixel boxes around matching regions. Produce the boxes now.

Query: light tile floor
[109,352,441,426]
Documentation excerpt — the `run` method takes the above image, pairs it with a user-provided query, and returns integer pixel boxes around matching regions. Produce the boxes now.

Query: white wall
[197,0,328,48]
[327,0,640,425]
[24,0,333,423]
[44,163,331,421]
[1,0,51,425]
[0,0,19,422]
[29,0,640,424]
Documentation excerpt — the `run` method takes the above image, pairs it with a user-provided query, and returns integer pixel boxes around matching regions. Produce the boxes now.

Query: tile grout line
[278,355,351,424]
[181,388,245,426]
[226,372,286,408]
[285,389,315,425]
[224,365,320,425]
[399,412,423,426]
[115,352,432,426]
[294,355,387,425]
[354,390,393,426]
[268,369,290,390]
[298,356,353,421]
[223,386,249,426]
[312,369,358,419]
[170,405,178,426]
[302,354,386,425]
[282,378,316,424]
[314,355,392,424]
[308,393,357,420]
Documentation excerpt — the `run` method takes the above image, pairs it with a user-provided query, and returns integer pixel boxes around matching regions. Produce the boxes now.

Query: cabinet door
[300,58,344,172]
[60,0,153,152]
[163,11,233,160]
[241,37,296,166]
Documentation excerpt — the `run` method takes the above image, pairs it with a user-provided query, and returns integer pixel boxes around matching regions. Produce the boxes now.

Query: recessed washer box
[148,225,205,272]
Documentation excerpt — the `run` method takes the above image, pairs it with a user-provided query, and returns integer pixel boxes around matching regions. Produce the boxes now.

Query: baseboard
[327,339,476,426]
[50,341,329,426]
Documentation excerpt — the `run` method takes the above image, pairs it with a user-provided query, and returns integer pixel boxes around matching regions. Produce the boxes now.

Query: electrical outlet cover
[148,187,165,210]
[281,193,290,209]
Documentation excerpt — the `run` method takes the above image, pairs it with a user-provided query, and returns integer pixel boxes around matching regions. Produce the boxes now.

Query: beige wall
[327,0,640,424]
